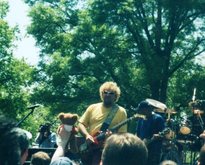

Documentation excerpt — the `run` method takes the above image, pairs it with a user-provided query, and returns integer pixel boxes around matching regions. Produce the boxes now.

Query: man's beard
[103,99,113,107]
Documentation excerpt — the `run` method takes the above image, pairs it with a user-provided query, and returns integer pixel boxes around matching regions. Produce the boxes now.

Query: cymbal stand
[197,112,204,131]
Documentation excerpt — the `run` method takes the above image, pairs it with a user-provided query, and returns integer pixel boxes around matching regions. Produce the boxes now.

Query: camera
[39,124,49,133]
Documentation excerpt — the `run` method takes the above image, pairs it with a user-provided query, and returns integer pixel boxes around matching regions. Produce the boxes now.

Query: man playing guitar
[78,82,127,165]
[136,100,165,165]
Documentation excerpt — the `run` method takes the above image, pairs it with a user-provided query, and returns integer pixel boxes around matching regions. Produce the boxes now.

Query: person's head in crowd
[101,133,148,165]
[50,157,75,165]
[160,160,177,165]
[198,144,205,165]
[0,115,30,165]
[30,151,51,165]
[14,128,30,164]
[39,123,51,135]
[137,100,154,117]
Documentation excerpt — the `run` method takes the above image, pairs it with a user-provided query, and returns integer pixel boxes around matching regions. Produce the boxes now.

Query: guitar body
[77,132,105,152]
[77,133,104,165]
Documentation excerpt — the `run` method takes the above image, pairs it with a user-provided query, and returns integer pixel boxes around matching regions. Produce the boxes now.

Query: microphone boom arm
[16,105,39,127]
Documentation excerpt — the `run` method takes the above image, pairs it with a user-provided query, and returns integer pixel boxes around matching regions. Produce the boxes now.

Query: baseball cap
[138,100,150,109]
[50,157,74,165]
[137,100,153,111]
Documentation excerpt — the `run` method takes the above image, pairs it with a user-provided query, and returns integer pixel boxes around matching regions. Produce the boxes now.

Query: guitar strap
[100,104,119,132]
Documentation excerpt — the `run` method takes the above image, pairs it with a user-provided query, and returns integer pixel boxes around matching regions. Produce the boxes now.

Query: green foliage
[0,1,35,123]
[0,0,9,19]
[168,62,205,109]
[0,0,205,141]
[24,0,205,120]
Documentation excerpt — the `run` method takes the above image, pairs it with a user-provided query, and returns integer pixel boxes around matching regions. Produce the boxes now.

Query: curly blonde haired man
[78,81,127,165]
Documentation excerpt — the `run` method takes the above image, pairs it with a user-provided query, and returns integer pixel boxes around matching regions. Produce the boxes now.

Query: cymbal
[154,108,165,113]
[146,98,167,111]
[154,108,177,114]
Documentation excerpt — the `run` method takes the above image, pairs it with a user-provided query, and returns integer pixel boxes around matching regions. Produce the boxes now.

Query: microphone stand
[16,107,36,127]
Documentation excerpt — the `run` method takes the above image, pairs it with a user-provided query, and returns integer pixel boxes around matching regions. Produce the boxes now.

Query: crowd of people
[1,81,205,165]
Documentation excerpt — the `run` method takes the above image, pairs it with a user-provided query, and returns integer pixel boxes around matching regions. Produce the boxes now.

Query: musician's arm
[35,132,43,144]
[200,130,205,145]
[78,122,94,143]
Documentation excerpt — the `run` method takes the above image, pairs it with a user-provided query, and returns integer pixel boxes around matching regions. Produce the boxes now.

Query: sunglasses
[103,91,115,95]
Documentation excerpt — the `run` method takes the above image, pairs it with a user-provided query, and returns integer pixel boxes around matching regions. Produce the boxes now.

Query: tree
[168,62,205,112]
[88,0,205,102]
[0,0,34,119]
[25,0,205,116]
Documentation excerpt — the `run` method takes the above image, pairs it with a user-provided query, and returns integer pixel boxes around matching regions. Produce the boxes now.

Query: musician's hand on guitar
[86,134,95,144]
[143,133,163,146]
[105,130,112,137]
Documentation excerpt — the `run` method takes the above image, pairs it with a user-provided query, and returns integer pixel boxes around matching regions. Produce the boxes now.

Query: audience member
[0,115,30,165]
[50,157,75,165]
[160,160,177,165]
[50,124,78,165]
[35,123,56,148]
[30,151,51,165]
[101,133,148,165]
[51,125,70,162]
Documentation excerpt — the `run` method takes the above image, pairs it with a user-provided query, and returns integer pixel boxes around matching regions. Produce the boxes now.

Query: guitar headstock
[133,114,146,120]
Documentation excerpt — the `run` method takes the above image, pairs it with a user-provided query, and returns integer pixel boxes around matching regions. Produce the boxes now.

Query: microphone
[27,104,41,109]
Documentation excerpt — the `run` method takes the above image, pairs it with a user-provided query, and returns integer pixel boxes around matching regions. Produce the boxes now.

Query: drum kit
[146,98,205,164]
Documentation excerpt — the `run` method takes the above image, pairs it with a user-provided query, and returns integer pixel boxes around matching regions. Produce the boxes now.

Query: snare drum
[179,119,192,135]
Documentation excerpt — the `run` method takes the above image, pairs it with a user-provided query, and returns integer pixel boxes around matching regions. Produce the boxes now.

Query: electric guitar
[143,128,171,146]
[78,113,146,154]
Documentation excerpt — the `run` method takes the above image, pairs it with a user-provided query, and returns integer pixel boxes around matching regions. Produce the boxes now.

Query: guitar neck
[110,114,145,132]
[95,114,145,141]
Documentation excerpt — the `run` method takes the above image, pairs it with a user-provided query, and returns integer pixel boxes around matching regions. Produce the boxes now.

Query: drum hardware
[165,119,179,140]
[180,125,191,135]
[167,109,177,114]
[193,109,204,115]
[161,138,182,164]
[192,88,196,102]
[154,108,177,114]
[177,140,194,145]
[195,111,205,131]
[176,134,201,153]
[154,108,166,113]
[178,117,192,135]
